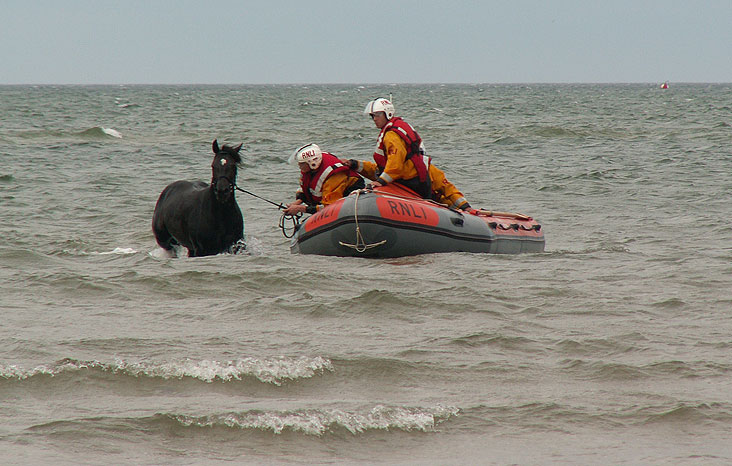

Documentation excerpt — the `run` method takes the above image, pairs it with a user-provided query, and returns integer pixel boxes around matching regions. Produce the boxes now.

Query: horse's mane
[218,144,243,165]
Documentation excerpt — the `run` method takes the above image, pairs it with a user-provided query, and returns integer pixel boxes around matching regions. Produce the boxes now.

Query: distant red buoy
[660,81,669,89]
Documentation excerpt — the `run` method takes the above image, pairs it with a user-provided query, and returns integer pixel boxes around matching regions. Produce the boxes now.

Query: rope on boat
[338,189,387,253]
[359,185,532,221]
[476,210,532,221]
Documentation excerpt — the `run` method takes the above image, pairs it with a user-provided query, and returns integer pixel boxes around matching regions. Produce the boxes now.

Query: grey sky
[2,0,730,84]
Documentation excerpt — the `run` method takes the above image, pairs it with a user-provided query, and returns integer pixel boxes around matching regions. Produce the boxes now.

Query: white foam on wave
[236,236,263,255]
[134,356,333,385]
[75,247,137,256]
[0,364,53,379]
[115,356,334,385]
[2,356,334,385]
[170,404,460,435]
[96,247,137,255]
[101,127,122,138]
[0,359,99,379]
[148,239,259,259]
[149,247,178,259]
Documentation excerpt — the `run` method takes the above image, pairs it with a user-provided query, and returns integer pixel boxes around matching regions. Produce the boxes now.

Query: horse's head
[211,139,243,203]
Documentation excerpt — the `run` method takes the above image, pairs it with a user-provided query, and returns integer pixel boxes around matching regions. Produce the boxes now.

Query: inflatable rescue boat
[290,184,544,257]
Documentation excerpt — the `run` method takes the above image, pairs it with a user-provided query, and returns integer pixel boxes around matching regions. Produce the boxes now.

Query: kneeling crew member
[353,97,472,211]
[283,143,364,215]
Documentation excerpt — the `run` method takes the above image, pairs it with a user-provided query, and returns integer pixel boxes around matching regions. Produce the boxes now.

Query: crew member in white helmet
[350,98,472,211]
[283,143,364,215]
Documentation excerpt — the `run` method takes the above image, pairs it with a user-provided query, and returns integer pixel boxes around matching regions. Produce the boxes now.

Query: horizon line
[1,81,730,86]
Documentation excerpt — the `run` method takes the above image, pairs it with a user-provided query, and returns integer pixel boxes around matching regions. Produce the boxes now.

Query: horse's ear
[234,143,243,153]
[212,139,219,154]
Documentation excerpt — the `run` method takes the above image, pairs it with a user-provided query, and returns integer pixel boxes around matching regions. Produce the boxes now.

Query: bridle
[212,175,236,200]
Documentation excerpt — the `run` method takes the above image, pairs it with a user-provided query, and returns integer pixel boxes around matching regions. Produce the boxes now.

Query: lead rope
[279,211,301,238]
[233,184,303,238]
[338,189,387,253]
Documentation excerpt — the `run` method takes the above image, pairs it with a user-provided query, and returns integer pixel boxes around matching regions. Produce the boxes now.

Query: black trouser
[395,175,432,199]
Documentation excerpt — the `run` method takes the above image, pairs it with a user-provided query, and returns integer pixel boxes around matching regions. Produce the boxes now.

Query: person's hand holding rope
[283,200,307,215]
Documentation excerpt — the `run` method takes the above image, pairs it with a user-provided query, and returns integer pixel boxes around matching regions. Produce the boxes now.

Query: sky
[2,0,731,84]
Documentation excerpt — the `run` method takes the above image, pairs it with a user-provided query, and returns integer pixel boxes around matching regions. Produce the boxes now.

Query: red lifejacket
[300,152,358,204]
[373,117,431,197]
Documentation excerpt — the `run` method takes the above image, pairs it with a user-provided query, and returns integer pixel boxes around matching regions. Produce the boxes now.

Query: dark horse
[152,140,244,257]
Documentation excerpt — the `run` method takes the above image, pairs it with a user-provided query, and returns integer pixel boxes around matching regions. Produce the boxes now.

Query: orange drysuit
[355,133,470,210]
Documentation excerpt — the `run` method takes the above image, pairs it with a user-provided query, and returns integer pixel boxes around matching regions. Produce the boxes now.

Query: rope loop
[279,212,301,238]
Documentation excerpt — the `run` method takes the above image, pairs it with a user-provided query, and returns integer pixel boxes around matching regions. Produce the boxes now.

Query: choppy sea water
[1,83,731,465]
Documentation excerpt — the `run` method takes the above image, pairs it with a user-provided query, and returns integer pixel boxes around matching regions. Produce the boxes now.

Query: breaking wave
[78,126,122,139]
[166,404,459,435]
[1,356,334,385]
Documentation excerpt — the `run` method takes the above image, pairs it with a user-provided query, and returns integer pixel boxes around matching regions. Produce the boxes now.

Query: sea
[1,83,731,465]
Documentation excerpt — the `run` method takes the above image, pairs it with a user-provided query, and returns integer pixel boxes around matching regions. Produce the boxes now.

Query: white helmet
[292,143,323,170]
[364,98,395,119]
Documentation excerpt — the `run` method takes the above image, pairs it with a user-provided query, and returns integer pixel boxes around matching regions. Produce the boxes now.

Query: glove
[460,203,478,214]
